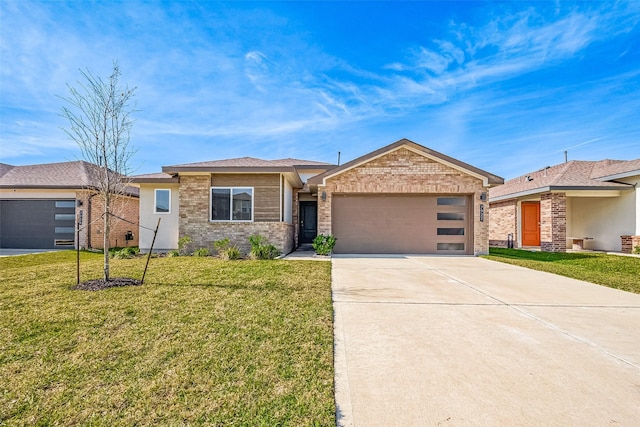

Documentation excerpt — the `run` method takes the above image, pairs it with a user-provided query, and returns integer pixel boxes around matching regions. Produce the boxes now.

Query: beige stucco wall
[568,175,639,251]
[316,147,490,255]
[0,188,77,199]
[284,178,293,224]
[139,183,180,251]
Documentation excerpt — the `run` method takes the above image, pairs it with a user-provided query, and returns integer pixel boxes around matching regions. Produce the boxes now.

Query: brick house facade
[133,139,503,256]
[308,140,503,255]
[489,159,640,253]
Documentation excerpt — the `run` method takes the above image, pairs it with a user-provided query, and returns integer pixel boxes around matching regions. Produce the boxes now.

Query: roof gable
[308,138,503,187]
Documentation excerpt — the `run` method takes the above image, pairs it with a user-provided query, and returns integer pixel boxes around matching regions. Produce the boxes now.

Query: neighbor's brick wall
[83,192,139,249]
[317,147,490,255]
[621,235,640,254]
[179,174,293,254]
[489,199,518,247]
[540,192,566,252]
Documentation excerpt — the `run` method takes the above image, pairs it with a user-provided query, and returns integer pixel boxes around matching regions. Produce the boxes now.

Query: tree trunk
[103,204,110,281]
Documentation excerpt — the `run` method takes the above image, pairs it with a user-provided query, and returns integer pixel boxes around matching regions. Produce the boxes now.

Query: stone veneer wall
[316,147,490,255]
[540,192,566,252]
[179,175,294,255]
[489,199,518,248]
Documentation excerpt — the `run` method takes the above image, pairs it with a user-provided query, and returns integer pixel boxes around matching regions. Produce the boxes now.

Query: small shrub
[248,234,280,260]
[111,246,140,259]
[312,234,337,256]
[178,236,193,256]
[633,246,640,255]
[213,238,242,260]
[167,250,180,257]
[193,248,210,257]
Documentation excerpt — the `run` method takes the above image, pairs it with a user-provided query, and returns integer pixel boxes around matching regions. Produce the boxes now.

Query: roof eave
[489,185,633,203]
[162,166,299,174]
[594,170,640,182]
[129,177,180,184]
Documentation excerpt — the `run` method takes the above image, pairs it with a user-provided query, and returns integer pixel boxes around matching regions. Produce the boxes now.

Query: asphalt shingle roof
[0,160,139,196]
[490,159,639,200]
[165,157,332,169]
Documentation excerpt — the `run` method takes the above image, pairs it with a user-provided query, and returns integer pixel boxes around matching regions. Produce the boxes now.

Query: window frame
[154,189,172,214]
[210,186,254,222]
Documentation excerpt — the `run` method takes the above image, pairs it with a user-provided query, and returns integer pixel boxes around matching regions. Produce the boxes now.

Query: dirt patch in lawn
[72,277,142,291]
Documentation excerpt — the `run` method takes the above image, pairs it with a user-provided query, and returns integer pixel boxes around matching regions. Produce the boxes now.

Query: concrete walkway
[332,255,640,426]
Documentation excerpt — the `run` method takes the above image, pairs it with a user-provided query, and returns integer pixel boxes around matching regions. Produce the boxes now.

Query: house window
[211,187,253,221]
[155,189,171,214]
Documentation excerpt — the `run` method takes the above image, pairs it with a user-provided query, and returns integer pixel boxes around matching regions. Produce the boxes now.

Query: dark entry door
[299,201,317,244]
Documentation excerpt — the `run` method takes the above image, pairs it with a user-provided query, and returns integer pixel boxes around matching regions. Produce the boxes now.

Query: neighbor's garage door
[0,200,76,249]
[331,194,471,254]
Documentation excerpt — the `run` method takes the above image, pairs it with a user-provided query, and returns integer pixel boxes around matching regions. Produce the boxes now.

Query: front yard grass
[0,251,334,426]
[483,248,640,294]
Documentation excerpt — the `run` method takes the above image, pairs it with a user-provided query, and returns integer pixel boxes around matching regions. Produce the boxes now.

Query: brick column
[621,235,640,254]
[540,192,566,252]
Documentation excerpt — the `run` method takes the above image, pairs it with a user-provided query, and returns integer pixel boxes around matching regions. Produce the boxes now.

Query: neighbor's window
[211,187,253,221]
[155,189,171,214]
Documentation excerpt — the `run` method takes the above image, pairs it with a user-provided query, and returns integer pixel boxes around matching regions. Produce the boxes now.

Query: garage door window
[437,228,465,235]
[55,201,76,208]
[437,212,465,220]
[436,195,468,253]
[437,197,466,206]
[437,243,465,250]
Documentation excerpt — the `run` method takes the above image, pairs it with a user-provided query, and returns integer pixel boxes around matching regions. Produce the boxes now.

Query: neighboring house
[489,159,640,253]
[132,139,503,255]
[0,161,139,250]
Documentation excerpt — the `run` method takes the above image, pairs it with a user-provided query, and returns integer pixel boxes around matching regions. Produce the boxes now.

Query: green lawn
[0,251,335,426]
[483,248,640,294]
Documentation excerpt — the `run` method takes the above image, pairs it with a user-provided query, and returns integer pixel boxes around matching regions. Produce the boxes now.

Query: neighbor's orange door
[522,202,540,246]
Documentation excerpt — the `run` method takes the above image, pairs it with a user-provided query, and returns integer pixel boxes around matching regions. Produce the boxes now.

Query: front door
[299,201,317,244]
[522,201,541,246]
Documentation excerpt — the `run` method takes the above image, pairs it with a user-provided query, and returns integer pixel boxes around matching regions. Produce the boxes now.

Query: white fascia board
[595,171,640,182]
[490,187,551,203]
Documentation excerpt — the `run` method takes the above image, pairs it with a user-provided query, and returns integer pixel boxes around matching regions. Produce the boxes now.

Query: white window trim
[154,189,171,214]
[210,186,254,222]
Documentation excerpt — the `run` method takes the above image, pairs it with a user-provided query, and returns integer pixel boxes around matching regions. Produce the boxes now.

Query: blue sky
[1,1,639,179]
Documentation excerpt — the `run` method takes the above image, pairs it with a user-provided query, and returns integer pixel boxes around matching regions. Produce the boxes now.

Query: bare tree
[60,62,137,281]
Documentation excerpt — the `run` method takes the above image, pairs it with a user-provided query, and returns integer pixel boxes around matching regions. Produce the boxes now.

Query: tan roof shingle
[489,159,639,201]
[0,160,139,196]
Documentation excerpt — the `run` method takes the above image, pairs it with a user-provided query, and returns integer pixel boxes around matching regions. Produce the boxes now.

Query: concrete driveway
[0,248,64,257]
[332,255,640,426]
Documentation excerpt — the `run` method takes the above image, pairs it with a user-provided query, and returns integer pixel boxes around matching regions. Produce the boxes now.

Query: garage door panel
[0,200,75,249]
[332,194,471,254]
